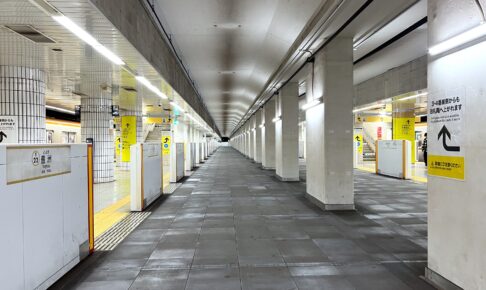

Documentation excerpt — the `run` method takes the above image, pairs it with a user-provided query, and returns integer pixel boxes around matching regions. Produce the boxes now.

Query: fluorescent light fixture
[259,124,264,128]
[135,76,168,99]
[52,15,125,65]
[272,116,281,123]
[353,104,384,113]
[170,101,184,112]
[46,105,75,115]
[398,92,427,101]
[302,97,323,111]
[429,22,486,55]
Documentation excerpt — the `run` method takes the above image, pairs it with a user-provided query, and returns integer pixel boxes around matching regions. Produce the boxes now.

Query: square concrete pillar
[250,115,257,162]
[255,109,263,163]
[262,98,276,169]
[305,37,354,211]
[425,1,486,289]
[275,82,299,181]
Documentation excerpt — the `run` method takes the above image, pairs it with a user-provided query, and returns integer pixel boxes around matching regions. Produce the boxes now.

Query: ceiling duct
[4,24,56,43]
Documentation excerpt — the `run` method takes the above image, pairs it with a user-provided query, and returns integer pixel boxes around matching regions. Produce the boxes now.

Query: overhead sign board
[428,89,465,180]
[6,145,71,184]
[0,116,18,144]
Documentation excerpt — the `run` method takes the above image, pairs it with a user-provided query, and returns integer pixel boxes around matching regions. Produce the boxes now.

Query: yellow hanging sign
[393,117,415,163]
[162,135,171,155]
[121,116,137,162]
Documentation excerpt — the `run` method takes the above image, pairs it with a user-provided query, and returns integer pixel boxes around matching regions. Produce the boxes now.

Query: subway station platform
[53,147,433,290]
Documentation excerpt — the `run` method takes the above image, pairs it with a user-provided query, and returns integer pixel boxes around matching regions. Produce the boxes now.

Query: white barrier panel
[130,143,162,211]
[176,143,184,181]
[376,140,412,179]
[0,144,92,290]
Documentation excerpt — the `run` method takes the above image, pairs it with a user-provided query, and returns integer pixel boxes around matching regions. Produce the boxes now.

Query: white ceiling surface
[153,0,324,136]
[353,0,428,84]
[0,0,209,129]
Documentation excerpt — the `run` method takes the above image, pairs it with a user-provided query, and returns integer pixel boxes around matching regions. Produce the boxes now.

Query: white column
[80,55,114,183]
[275,82,299,181]
[0,66,46,144]
[305,37,354,210]
[255,109,263,163]
[425,1,486,289]
[248,120,254,160]
[262,97,276,169]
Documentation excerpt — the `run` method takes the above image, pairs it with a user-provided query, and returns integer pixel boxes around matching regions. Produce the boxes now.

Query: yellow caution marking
[411,175,428,183]
[356,166,375,173]
[94,196,130,238]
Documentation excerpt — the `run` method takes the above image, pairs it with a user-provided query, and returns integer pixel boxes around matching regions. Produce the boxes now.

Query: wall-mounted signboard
[428,89,465,180]
[6,145,71,184]
[0,116,18,144]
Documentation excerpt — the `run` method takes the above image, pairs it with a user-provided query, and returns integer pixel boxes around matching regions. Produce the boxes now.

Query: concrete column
[255,109,263,163]
[425,1,486,289]
[305,37,354,210]
[275,82,299,181]
[262,97,276,169]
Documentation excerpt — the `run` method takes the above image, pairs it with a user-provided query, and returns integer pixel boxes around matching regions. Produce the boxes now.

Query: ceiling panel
[153,0,324,135]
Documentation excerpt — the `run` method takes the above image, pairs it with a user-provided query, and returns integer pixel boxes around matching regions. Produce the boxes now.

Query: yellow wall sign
[162,135,171,155]
[121,116,137,162]
[428,155,465,180]
[393,117,415,163]
[354,133,363,154]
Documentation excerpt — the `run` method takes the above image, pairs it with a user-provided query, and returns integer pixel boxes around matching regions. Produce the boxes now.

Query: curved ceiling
[152,0,324,136]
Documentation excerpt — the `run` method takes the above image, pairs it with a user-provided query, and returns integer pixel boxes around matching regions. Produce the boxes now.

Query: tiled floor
[52,147,434,290]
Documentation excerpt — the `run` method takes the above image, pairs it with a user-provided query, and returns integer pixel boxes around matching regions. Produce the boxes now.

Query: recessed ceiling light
[218,71,236,75]
[213,23,242,29]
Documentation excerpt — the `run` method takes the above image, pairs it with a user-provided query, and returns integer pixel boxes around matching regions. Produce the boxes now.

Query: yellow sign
[162,135,171,155]
[354,133,363,154]
[121,116,137,162]
[428,155,465,180]
[115,136,121,158]
[393,117,415,163]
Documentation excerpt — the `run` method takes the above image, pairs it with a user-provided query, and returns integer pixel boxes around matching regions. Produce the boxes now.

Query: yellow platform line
[94,195,130,238]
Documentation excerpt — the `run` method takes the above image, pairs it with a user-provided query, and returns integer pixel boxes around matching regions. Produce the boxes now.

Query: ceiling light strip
[429,22,486,56]
[52,16,125,65]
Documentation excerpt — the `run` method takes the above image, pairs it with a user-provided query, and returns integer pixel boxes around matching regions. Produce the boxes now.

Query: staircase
[363,142,376,161]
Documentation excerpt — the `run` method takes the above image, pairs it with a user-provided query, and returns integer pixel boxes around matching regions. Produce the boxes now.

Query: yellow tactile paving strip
[94,196,130,238]
[356,166,428,183]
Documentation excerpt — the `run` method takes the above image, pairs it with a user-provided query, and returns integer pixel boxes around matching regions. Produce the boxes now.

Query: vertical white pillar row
[194,129,200,166]
[262,97,276,169]
[244,124,249,157]
[0,66,46,143]
[425,1,486,289]
[275,82,299,181]
[80,55,114,183]
[184,123,191,172]
[249,114,256,162]
[305,37,354,210]
[255,110,263,163]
